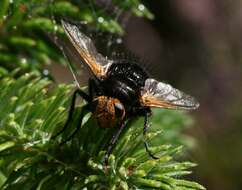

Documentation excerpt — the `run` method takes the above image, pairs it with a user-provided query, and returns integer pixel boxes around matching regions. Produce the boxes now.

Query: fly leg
[143,113,159,159]
[60,104,89,144]
[104,121,126,166]
[51,89,90,140]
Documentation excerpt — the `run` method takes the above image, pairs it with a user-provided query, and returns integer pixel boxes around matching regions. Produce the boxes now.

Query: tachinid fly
[52,20,199,165]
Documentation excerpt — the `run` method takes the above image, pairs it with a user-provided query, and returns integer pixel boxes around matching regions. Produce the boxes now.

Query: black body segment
[102,62,149,112]
[106,62,149,87]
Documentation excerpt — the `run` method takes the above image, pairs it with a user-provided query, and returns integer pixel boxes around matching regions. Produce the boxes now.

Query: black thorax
[101,62,149,111]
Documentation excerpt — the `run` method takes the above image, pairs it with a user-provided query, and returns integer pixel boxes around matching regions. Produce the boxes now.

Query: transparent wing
[140,78,199,110]
[62,20,112,77]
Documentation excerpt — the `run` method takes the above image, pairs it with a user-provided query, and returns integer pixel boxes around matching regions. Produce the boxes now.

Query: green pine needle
[0,0,152,73]
[0,72,205,190]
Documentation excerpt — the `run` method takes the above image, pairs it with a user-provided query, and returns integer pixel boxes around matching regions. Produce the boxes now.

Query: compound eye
[114,102,124,118]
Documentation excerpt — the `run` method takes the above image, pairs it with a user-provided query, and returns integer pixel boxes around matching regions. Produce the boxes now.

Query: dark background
[124,1,242,190]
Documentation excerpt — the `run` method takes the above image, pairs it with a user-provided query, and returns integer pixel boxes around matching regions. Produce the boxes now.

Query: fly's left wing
[140,78,199,110]
[62,20,112,78]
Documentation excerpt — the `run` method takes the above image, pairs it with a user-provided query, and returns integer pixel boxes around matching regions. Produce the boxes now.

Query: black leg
[51,89,90,140]
[104,121,126,166]
[60,104,88,144]
[143,113,159,159]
